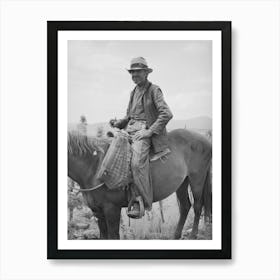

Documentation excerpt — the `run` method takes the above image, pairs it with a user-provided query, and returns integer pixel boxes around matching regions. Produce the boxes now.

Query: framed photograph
[47,21,231,259]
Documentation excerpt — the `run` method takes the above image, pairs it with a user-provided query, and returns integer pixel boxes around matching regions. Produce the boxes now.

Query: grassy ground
[68,192,212,240]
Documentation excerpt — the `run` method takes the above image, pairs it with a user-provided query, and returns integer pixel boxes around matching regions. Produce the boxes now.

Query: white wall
[0,1,279,279]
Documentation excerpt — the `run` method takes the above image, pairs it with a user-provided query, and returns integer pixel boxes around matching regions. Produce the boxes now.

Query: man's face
[130,69,148,85]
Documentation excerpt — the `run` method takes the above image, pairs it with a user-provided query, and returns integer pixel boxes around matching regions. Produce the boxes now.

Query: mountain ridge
[68,116,212,135]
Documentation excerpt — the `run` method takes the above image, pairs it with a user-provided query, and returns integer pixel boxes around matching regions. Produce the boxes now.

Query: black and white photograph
[68,41,213,240]
[3,0,280,278]
[48,21,231,259]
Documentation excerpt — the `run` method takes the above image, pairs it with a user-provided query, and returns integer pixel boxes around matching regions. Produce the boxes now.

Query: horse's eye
[93,151,97,156]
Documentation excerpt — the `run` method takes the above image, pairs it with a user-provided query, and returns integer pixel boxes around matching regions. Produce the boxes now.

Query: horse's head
[67,132,110,189]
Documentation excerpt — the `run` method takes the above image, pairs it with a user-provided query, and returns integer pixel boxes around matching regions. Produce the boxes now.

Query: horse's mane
[68,131,110,157]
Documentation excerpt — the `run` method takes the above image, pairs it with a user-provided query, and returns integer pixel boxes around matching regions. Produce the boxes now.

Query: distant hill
[68,116,212,136]
[167,116,212,131]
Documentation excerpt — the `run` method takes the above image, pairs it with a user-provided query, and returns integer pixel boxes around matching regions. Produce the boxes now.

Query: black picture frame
[47,21,231,259]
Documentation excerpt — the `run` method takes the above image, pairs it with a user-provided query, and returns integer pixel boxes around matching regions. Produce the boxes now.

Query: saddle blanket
[96,131,132,190]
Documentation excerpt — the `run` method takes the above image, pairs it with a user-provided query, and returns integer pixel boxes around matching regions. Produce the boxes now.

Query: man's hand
[110,118,122,128]
[133,129,153,141]
[109,118,117,127]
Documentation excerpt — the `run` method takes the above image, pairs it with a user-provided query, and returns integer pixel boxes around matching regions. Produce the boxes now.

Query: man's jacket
[116,81,173,153]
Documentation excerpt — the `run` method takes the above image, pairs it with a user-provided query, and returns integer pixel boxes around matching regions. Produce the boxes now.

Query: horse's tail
[203,163,212,222]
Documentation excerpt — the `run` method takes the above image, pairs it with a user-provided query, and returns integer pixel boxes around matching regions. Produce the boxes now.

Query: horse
[68,128,212,240]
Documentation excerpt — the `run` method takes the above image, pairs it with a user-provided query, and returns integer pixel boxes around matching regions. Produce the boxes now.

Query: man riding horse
[110,57,173,218]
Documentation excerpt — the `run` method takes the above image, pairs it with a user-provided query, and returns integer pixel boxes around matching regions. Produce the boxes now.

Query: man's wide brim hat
[126,57,153,73]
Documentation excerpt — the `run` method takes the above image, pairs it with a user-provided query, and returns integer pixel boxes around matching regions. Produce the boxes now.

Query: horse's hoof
[189,234,198,240]
[174,232,182,239]
[184,231,197,240]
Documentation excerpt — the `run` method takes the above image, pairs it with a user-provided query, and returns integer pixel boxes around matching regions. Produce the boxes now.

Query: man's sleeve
[149,87,173,134]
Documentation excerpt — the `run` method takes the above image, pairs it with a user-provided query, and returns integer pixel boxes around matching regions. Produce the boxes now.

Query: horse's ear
[106,131,114,138]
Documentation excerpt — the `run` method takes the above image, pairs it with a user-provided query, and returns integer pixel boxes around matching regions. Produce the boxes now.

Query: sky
[68,40,212,124]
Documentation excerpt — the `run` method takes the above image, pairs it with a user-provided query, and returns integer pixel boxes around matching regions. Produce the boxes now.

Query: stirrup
[127,196,145,219]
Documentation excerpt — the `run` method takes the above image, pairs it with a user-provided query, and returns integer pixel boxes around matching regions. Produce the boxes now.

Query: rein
[69,182,105,193]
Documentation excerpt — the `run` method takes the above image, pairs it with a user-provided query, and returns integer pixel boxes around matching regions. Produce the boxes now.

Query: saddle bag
[96,131,132,190]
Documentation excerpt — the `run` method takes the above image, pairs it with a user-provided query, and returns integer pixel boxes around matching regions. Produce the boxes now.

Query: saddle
[150,148,171,162]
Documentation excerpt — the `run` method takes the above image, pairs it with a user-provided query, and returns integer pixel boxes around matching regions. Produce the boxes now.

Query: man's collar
[137,79,149,90]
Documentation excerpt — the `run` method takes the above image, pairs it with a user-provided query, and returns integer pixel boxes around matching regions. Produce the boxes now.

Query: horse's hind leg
[174,177,191,239]
[189,173,205,239]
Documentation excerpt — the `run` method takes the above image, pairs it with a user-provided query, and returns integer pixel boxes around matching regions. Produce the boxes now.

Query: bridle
[68,182,105,193]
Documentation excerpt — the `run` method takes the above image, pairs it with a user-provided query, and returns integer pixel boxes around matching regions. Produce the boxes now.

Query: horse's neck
[68,155,96,189]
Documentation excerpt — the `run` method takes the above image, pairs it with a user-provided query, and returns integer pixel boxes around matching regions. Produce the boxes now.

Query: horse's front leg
[103,203,121,239]
[97,215,108,239]
[91,208,108,239]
